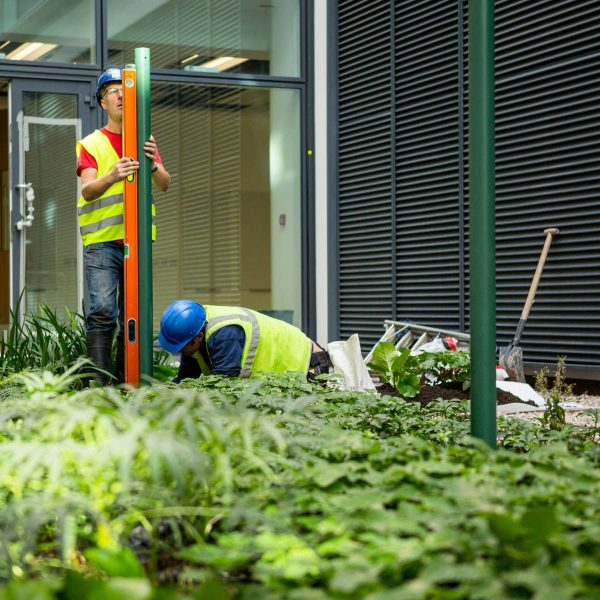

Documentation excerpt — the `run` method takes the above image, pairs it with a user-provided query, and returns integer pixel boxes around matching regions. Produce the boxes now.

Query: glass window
[0,0,95,64]
[149,82,303,328]
[0,82,8,327]
[108,0,300,78]
[20,92,80,321]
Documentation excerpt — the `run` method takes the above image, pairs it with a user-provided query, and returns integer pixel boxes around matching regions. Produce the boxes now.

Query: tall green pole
[469,0,496,447]
[135,47,153,384]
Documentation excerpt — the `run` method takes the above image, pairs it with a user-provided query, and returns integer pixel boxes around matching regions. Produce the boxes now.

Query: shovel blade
[499,345,525,383]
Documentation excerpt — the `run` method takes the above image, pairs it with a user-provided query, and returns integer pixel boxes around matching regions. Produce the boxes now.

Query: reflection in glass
[0,0,95,64]
[22,93,79,321]
[0,88,8,326]
[108,0,300,78]
[151,82,302,327]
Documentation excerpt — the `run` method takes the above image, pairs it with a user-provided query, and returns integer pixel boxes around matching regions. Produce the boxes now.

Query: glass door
[9,79,92,322]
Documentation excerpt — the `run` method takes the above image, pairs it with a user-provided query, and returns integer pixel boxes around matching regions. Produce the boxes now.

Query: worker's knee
[86,294,118,332]
[86,306,116,334]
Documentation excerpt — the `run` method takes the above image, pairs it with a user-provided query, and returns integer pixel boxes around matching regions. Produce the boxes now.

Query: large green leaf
[178,540,256,571]
[367,342,399,381]
[391,347,410,372]
[84,548,145,578]
[0,580,60,600]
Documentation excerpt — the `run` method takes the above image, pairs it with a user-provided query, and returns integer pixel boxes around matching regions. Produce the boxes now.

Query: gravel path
[510,394,600,426]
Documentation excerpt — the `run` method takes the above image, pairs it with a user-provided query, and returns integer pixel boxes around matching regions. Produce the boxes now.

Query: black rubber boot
[86,331,113,386]
[115,335,125,385]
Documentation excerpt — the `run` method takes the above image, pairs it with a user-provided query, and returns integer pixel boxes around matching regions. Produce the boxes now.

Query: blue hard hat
[158,300,207,354]
[96,67,122,102]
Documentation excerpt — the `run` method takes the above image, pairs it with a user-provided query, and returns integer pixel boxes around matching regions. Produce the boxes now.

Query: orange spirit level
[122,65,139,385]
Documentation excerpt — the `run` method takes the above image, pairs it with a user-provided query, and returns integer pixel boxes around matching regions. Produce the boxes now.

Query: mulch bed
[378,382,532,408]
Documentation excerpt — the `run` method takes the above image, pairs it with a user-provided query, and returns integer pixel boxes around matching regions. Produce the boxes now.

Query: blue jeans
[84,241,124,338]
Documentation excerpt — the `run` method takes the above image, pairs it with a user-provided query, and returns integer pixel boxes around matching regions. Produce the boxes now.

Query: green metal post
[468,0,496,447]
[135,47,153,384]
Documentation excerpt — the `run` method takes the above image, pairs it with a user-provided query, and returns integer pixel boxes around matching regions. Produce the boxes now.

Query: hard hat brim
[158,330,192,354]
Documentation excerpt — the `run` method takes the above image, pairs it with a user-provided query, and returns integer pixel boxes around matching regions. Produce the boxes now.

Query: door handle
[15,183,35,230]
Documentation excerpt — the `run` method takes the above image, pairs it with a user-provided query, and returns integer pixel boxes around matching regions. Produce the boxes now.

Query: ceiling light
[180,53,199,65]
[7,42,57,61]
[0,41,10,51]
[199,56,248,71]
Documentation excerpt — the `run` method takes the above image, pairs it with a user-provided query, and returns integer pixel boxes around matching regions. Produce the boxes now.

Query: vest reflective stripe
[80,214,156,236]
[76,129,157,245]
[80,214,123,236]
[240,308,260,376]
[77,192,122,215]
[196,305,312,378]
[204,308,260,377]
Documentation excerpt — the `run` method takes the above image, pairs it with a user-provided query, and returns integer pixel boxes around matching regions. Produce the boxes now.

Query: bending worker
[77,67,171,384]
[158,301,332,382]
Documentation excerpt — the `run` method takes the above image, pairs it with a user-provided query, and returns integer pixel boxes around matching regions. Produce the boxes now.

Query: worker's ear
[197,331,205,343]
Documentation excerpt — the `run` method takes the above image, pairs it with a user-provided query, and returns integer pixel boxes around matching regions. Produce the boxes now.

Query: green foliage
[368,343,473,397]
[0,303,176,385]
[0,571,168,600]
[0,302,87,378]
[152,349,178,382]
[535,356,572,431]
[367,342,422,397]
[85,547,145,578]
[0,371,599,598]
[418,349,471,390]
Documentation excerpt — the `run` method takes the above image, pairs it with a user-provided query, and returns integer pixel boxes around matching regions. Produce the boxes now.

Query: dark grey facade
[331,0,600,378]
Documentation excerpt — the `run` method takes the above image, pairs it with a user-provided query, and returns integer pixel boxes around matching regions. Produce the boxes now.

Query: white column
[314,0,329,344]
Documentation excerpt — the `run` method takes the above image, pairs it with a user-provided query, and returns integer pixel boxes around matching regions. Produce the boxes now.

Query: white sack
[327,334,376,391]
[496,381,546,407]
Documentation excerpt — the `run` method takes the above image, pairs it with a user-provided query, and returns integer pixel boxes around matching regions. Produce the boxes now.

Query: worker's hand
[110,157,139,183]
[144,135,158,170]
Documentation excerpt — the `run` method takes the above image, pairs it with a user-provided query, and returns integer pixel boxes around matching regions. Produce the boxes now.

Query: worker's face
[100,84,123,119]
[181,332,204,357]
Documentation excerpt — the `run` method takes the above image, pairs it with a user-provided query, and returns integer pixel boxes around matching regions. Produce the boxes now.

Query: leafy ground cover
[0,370,599,599]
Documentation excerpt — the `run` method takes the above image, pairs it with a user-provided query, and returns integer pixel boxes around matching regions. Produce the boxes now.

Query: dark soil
[378,381,532,408]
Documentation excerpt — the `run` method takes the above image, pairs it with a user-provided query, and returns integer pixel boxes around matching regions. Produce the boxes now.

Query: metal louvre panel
[338,0,393,346]
[461,0,470,333]
[495,0,600,368]
[395,0,463,329]
[496,0,600,80]
[336,1,600,374]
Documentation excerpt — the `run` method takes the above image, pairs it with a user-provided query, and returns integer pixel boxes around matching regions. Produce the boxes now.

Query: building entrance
[7,79,92,324]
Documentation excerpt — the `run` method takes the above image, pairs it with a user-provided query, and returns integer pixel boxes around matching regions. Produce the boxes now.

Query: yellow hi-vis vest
[76,129,156,246]
[193,305,312,378]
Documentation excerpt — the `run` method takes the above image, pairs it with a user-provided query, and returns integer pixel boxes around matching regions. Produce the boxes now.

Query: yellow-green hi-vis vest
[76,129,156,246]
[193,305,312,378]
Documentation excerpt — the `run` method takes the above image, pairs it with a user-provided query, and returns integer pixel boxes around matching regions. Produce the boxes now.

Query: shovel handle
[520,227,559,323]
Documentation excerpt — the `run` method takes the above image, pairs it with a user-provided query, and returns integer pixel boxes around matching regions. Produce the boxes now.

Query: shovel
[499,227,559,382]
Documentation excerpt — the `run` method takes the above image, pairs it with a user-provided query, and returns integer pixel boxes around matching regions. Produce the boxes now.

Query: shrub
[0,371,598,598]
[535,356,572,431]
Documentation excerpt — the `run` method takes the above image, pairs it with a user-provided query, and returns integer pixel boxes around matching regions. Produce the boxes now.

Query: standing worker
[77,67,171,384]
[158,301,332,382]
